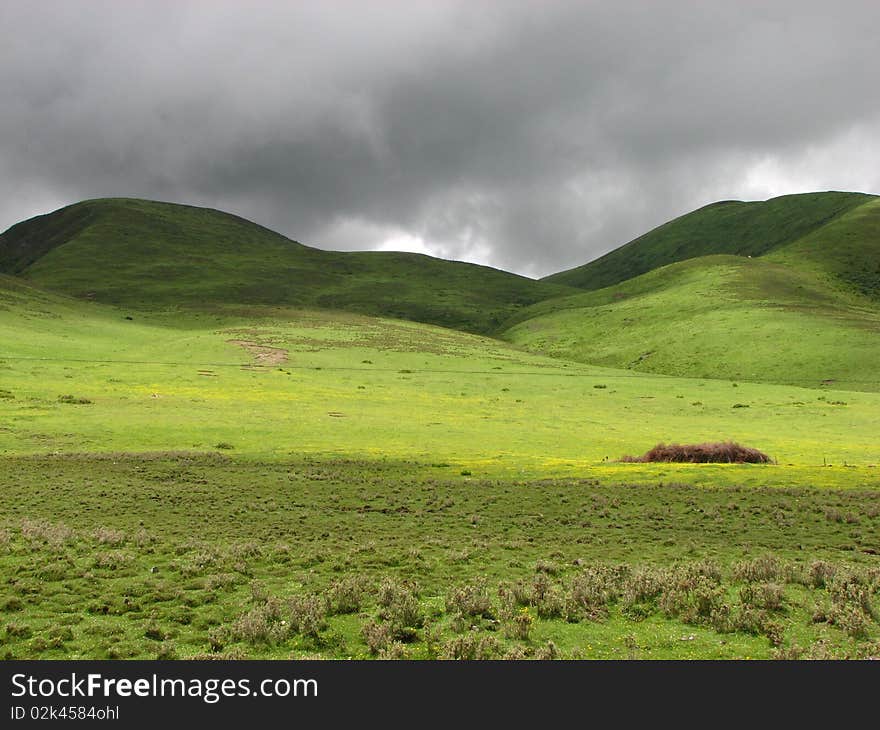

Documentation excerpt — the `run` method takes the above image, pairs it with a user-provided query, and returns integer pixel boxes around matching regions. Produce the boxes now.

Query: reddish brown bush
[620,441,772,464]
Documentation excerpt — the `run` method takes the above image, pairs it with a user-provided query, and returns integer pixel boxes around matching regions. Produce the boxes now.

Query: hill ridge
[503,199,880,389]
[0,197,573,334]
[543,191,876,291]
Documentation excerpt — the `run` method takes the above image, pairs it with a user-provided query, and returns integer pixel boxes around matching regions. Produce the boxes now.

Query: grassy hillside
[504,256,880,390]
[768,197,880,301]
[508,195,880,388]
[543,192,875,291]
[0,198,572,334]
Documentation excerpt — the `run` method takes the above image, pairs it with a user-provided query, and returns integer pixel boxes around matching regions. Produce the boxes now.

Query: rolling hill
[543,191,876,291]
[505,194,880,389]
[3,191,879,390]
[0,198,573,335]
[3,193,880,662]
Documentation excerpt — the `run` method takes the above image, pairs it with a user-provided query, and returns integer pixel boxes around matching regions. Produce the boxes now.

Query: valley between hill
[1,192,877,660]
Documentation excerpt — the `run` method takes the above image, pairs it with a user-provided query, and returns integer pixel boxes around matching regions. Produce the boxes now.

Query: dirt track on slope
[227,339,289,368]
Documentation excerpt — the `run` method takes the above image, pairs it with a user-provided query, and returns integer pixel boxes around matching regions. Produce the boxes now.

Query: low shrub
[502,607,533,640]
[5,622,32,639]
[361,619,393,656]
[378,642,408,660]
[809,560,837,589]
[535,640,559,660]
[739,583,786,612]
[567,565,619,621]
[830,604,872,640]
[503,645,531,660]
[377,578,423,641]
[620,441,771,464]
[440,631,500,660]
[57,395,92,404]
[534,585,566,619]
[327,576,368,615]
[93,527,126,546]
[732,554,782,583]
[446,578,493,620]
[229,600,286,645]
[535,559,561,575]
[287,594,328,639]
[621,567,667,614]
[20,519,75,548]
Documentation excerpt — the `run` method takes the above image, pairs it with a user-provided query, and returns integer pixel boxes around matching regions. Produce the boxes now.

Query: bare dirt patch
[227,339,289,368]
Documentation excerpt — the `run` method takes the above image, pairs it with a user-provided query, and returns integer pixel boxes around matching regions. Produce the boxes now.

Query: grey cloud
[1,0,879,277]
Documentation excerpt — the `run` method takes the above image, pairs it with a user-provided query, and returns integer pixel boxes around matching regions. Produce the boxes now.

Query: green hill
[767,197,880,300]
[4,192,879,390]
[0,198,572,334]
[4,205,880,664]
[543,191,875,291]
[506,194,880,390]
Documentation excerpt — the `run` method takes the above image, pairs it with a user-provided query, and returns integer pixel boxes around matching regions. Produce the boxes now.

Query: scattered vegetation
[0,455,877,660]
[57,394,92,405]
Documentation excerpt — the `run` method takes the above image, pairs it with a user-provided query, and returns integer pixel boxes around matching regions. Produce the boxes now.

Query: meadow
[1,281,879,660]
[2,454,879,660]
[1,192,879,660]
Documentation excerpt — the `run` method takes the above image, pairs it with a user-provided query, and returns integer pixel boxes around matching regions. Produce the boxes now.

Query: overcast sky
[2,1,879,277]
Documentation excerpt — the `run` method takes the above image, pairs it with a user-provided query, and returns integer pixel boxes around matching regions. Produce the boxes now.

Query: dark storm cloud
[2,0,879,276]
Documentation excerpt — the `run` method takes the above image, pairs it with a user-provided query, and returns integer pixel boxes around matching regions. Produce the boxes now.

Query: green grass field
[3,276,879,476]
[1,193,878,659]
[2,455,878,660]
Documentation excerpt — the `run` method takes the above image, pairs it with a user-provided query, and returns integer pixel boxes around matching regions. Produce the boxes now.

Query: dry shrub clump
[446,578,494,622]
[504,607,534,640]
[621,567,667,617]
[620,441,772,464]
[361,619,393,656]
[567,565,622,621]
[287,594,328,639]
[825,571,878,639]
[497,584,533,638]
[499,564,627,626]
[377,578,423,642]
[20,519,75,548]
[327,576,369,615]
[733,554,783,583]
[526,574,566,619]
[739,583,786,612]
[440,630,500,660]
[93,527,126,546]
[228,590,329,646]
[534,640,560,660]
[229,599,287,645]
[659,563,729,626]
[808,560,837,588]
[93,551,134,570]
[378,643,408,660]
